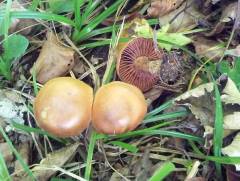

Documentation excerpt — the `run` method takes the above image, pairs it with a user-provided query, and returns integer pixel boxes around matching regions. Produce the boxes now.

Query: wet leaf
[222,133,240,170]
[32,32,75,84]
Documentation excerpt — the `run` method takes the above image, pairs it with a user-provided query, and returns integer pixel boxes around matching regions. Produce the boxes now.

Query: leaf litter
[1,0,240,180]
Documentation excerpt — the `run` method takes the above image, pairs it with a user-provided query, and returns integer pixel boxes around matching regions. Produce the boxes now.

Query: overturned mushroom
[117,38,163,92]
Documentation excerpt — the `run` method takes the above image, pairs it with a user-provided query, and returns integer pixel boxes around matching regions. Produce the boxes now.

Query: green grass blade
[206,156,240,164]
[213,80,224,179]
[84,130,97,181]
[79,39,112,49]
[0,11,75,26]
[0,151,11,181]
[73,0,123,42]
[110,129,203,142]
[74,0,84,30]
[80,18,159,41]
[149,162,175,181]
[108,141,138,153]
[0,58,11,80]
[29,0,40,11]
[145,100,174,119]
[31,66,39,96]
[11,121,66,144]
[0,125,35,179]
[3,0,11,38]
[143,111,188,124]
[82,0,101,22]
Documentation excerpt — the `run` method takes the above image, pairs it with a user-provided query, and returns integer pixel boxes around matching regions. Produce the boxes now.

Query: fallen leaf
[147,0,185,18]
[32,32,75,84]
[0,89,27,125]
[220,2,237,23]
[222,133,240,170]
[158,0,203,32]
[217,58,240,89]
[175,82,214,101]
[0,1,35,35]
[0,142,14,164]
[14,141,30,172]
[225,45,240,57]
[13,142,80,181]
[193,36,225,60]
[223,112,240,130]
[144,87,163,106]
[221,78,240,105]
[133,18,192,50]
[205,2,237,36]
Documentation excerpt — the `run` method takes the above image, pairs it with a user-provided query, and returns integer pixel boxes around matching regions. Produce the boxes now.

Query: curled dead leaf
[147,0,185,18]
[32,32,75,84]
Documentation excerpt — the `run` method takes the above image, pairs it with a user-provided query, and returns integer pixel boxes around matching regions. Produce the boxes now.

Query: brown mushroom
[117,37,163,92]
[34,77,93,137]
[92,81,147,134]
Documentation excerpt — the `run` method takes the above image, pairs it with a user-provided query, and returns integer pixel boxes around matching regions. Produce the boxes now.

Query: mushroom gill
[117,37,163,92]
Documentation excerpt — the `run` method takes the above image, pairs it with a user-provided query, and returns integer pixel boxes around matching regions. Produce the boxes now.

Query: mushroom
[117,37,163,92]
[92,81,147,134]
[34,77,93,137]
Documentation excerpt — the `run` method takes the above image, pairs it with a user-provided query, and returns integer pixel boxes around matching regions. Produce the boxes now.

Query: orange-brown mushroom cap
[117,38,163,92]
[92,81,147,134]
[34,77,93,137]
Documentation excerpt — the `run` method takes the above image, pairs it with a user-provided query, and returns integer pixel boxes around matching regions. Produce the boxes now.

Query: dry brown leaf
[192,36,225,60]
[14,142,30,172]
[13,142,80,181]
[147,0,185,18]
[0,142,14,164]
[32,32,75,84]
[159,0,203,32]
[145,87,163,106]
[9,1,35,35]
[205,2,238,36]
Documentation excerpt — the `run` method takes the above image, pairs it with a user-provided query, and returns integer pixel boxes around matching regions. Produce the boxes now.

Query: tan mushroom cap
[92,81,147,134]
[34,77,93,137]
